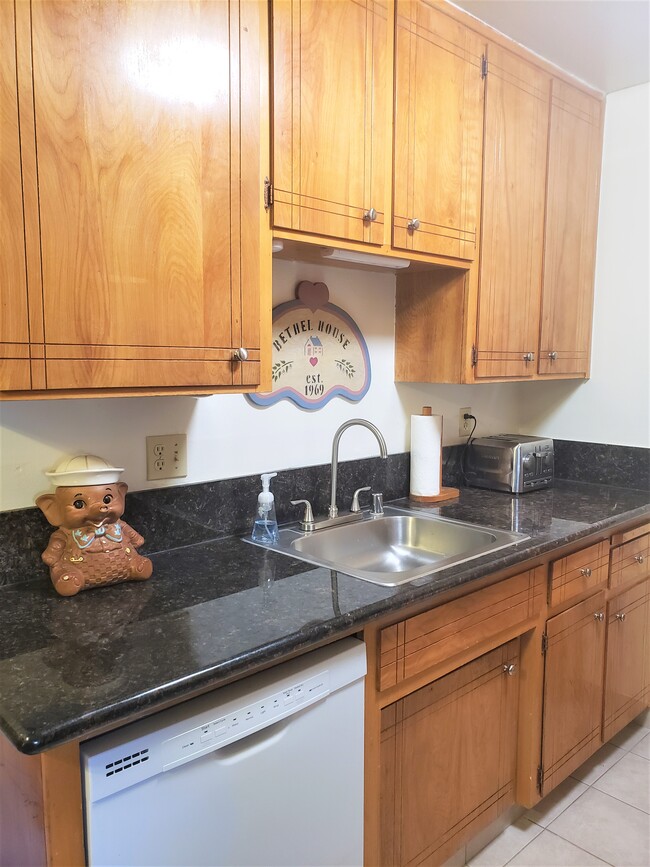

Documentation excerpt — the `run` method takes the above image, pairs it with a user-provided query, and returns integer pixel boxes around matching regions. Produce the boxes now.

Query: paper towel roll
[410,411,443,498]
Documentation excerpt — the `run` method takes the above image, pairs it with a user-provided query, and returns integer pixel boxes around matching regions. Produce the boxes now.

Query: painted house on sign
[304,336,324,358]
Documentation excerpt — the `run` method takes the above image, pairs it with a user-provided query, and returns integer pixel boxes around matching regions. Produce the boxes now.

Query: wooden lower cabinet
[603,579,650,742]
[380,640,520,866]
[540,591,606,794]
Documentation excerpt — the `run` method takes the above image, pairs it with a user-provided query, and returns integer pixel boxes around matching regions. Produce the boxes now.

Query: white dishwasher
[80,638,366,867]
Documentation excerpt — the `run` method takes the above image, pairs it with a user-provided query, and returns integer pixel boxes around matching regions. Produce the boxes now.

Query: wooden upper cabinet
[0,0,31,391]
[272,0,389,245]
[538,81,603,377]
[12,0,265,393]
[474,45,550,379]
[393,0,484,260]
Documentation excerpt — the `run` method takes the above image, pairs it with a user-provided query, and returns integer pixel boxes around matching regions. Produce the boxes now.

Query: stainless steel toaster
[464,435,554,494]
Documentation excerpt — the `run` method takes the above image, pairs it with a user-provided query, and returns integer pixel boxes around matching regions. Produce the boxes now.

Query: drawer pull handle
[634,554,644,564]
[502,663,517,676]
[616,612,627,622]
[523,352,535,362]
[580,567,592,577]
[594,612,605,622]
[407,218,421,231]
[363,207,377,222]
[234,347,248,362]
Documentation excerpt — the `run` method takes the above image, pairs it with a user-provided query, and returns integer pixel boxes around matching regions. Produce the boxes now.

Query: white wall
[0,259,523,511]
[518,82,650,448]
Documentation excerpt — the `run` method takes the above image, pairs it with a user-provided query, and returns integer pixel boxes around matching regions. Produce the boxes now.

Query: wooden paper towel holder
[409,407,460,504]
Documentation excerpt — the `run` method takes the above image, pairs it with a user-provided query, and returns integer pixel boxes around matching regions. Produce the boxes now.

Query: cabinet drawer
[610,535,650,591]
[378,567,545,690]
[549,541,608,608]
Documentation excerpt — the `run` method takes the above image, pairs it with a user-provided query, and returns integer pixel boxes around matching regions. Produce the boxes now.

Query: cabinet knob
[615,611,627,622]
[502,663,516,676]
[523,352,535,363]
[548,351,558,361]
[580,567,592,578]
[407,218,421,231]
[634,554,645,564]
[233,347,248,362]
[594,612,605,622]
[363,208,378,222]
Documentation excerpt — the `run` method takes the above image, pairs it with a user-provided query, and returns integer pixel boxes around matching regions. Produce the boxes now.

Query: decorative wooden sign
[248,281,371,409]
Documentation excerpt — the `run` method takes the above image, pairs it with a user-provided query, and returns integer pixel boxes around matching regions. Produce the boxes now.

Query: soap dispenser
[251,472,279,544]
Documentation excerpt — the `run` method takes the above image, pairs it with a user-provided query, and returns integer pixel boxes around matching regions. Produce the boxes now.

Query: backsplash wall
[0,259,523,512]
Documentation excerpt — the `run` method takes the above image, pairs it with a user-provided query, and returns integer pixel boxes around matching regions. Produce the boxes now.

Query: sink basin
[251,506,527,586]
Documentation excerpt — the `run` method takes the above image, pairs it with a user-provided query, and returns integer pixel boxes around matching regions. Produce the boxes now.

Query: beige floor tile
[549,787,650,867]
[507,829,610,866]
[571,742,626,785]
[631,732,650,761]
[525,776,589,828]
[610,721,650,752]
[593,751,650,813]
[466,817,543,867]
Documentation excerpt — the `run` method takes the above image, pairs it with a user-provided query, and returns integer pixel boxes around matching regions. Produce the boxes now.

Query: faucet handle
[350,486,371,513]
[291,499,314,531]
[371,492,384,516]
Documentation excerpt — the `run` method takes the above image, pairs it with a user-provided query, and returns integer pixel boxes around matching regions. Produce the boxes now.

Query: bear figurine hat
[45,454,124,487]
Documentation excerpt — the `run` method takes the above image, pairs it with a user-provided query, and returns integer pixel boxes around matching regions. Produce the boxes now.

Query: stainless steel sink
[249,506,528,586]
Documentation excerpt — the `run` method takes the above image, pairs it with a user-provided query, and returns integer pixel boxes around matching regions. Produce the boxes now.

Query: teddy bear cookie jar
[36,455,153,597]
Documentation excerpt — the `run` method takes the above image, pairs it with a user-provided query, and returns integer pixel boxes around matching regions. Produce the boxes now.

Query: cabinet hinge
[264,177,273,210]
[471,345,478,366]
[481,54,488,79]
[537,764,544,793]
[541,632,548,655]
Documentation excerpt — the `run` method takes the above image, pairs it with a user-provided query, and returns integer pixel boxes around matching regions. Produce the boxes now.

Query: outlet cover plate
[459,407,472,437]
[146,434,187,481]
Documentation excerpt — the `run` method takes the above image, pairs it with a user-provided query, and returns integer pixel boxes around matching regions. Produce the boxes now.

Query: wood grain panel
[603,580,650,742]
[611,523,650,547]
[45,359,234,390]
[0,0,31,389]
[549,540,609,608]
[393,0,484,260]
[538,81,603,377]
[272,0,389,244]
[381,640,519,866]
[378,567,544,689]
[610,534,650,592]
[541,591,606,794]
[475,45,549,379]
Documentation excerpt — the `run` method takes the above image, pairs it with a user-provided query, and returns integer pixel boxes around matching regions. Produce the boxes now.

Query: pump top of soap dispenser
[252,472,279,544]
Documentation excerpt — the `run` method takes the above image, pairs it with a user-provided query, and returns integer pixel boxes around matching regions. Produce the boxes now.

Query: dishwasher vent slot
[105,748,149,777]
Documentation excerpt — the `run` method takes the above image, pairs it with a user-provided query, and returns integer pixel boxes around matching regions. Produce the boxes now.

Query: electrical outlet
[146,434,187,481]
[459,407,473,437]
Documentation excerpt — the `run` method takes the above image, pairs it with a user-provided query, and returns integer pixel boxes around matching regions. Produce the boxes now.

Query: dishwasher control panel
[162,671,330,770]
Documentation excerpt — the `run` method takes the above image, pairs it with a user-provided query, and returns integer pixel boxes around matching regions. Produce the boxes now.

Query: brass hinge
[537,764,544,793]
[481,54,488,79]
[541,632,548,655]
[471,345,478,366]
[264,177,273,210]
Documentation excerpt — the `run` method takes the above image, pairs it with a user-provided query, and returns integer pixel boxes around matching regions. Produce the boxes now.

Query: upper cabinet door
[474,45,549,379]
[393,0,484,260]
[26,0,263,391]
[538,81,603,377]
[272,0,389,245]
[0,0,31,390]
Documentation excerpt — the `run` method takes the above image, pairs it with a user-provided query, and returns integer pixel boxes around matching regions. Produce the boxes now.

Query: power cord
[459,413,477,484]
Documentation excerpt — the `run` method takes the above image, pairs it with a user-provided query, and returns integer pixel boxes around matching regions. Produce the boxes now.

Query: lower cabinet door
[541,592,606,794]
[603,580,649,741]
[380,640,520,867]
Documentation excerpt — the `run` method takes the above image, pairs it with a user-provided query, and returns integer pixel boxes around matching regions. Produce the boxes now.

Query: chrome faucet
[329,419,388,518]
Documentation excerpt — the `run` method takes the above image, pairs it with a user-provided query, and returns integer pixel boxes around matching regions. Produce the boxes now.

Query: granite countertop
[1,480,648,755]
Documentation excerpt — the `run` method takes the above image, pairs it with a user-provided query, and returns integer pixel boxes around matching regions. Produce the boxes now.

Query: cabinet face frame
[5,0,268,397]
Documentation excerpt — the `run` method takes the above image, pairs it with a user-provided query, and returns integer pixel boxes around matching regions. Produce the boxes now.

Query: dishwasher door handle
[211,717,291,765]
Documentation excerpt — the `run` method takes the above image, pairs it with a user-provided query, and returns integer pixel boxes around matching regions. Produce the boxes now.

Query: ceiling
[452,0,650,93]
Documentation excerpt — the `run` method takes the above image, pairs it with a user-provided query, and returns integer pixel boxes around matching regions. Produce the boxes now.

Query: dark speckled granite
[0,479,648,754]
[554,440,650,490]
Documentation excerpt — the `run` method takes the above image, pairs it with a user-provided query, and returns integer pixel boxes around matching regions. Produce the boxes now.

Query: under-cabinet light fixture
[272,239,284,253]
[321,248,411,269]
